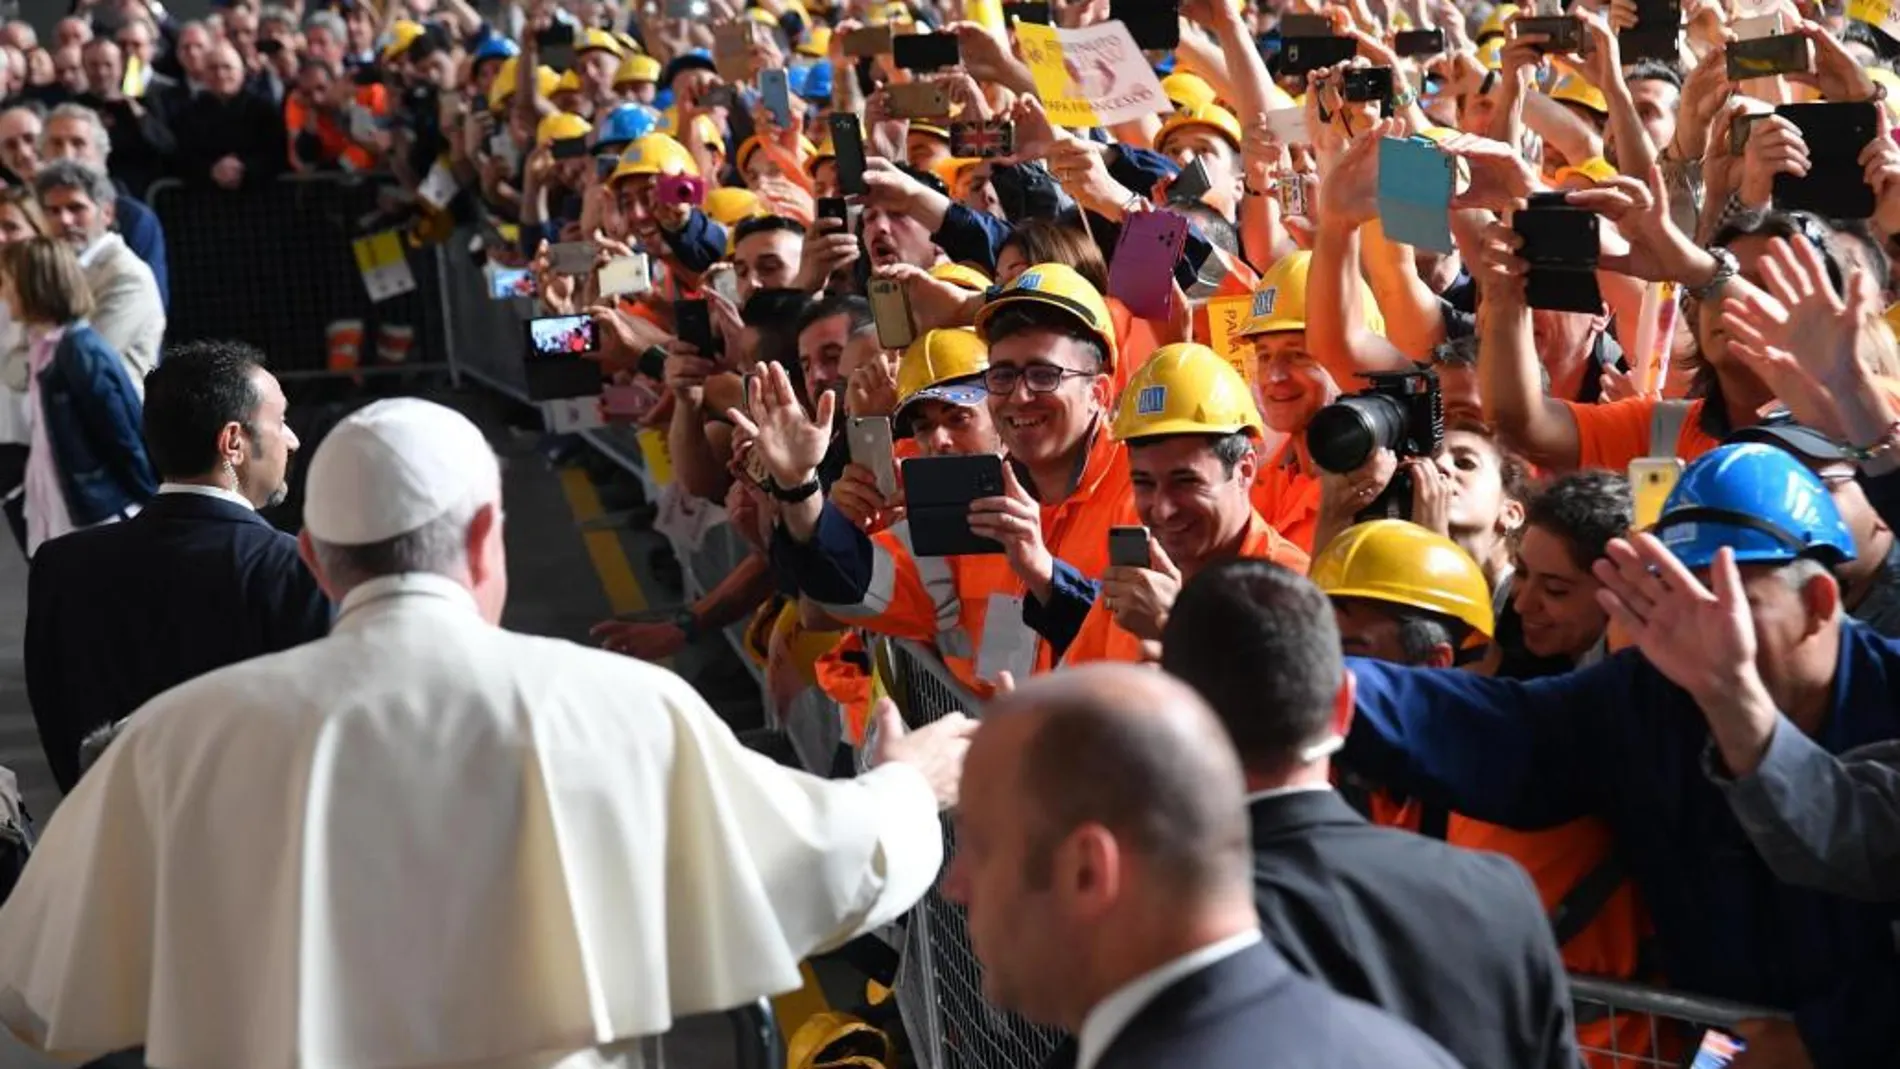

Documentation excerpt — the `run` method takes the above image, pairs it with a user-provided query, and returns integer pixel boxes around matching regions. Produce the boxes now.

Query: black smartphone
[1394,28,1446,57]
[637,345,667,380]
[1729,112,1767,156]
[1620,0,1682,62]
[1514,195,1600,267]
[1280,35,1358,75]
[522,314,604,400]
[1342,66,1394,111]
[901,454,1006,557]
[258,37,285,56]
[892,32,961,73]
[1773,101,1878,218]
[1515,15,1585,53]
[550,136,590,160]
[1108,526,1152,568]
[1167,156,1214,204]
[595,154,619,179]
[536,22,575,70]
[675,298,719,358]
[817,195,852,227]
[351,63,380,87]
[829,112,869,196]
[1004,1,1052,24]
[1113,0,1181,51]
[1726,34,1812,79]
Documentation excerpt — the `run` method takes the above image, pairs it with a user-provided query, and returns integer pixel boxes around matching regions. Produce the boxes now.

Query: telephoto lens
[1306,392,1410,474]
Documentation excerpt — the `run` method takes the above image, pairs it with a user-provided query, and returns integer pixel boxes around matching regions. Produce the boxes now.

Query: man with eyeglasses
[760,263,1131,694]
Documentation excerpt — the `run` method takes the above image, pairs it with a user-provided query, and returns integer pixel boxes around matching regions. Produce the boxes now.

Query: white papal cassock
[0,572,943,1069]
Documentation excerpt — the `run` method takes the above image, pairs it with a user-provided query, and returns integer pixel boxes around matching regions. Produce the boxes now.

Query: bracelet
[1391,83,1420,110]
[1850,420,1900,464]
[769,476,822,502]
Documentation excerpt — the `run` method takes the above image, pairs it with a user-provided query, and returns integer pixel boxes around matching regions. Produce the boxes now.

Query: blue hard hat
[472,35,519,63]
[795,61,832,102]
[595,103,660,149]
[1654,443,1857,569]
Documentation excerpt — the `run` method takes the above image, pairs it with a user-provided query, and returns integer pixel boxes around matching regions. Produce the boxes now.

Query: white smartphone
[548,241,598,276]
[848,416,898,498]
[598,254,651,297]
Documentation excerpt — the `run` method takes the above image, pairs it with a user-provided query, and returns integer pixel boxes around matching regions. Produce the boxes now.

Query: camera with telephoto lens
[1305,368,1444,522]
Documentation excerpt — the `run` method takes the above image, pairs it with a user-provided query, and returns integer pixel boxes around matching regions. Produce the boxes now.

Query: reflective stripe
[899,522,963,634]
[938,625,974,660]
[823,534,902,619]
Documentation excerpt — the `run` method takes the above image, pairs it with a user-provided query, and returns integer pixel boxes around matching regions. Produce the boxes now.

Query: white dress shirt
[1074,929,1263,1069]
[157,481,255,510]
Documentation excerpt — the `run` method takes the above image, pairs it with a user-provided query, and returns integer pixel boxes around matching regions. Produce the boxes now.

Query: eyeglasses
[981,363,1092,396]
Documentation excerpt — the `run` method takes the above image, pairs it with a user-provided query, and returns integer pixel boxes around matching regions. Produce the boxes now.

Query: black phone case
[1113,0,1181,50]
[676,300,719,358]
[1773,102,1878,219]
[1280,36,1357,76]
[902,455,1007,558]
[1514,208,1599,268]
[829,114,869,196]
[1726,34,1808,80]
[892,34,960,72]
[1524,267,1603,314]
[1394,29,1446,57]
[523,320,601,401]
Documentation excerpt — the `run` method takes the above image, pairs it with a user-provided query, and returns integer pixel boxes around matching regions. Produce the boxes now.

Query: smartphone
[527,313,598,356]
[1773,102,1878,218]
[1167,156,1214,205]
[1629,457,1684,530]
[637,344,668,380]
[1394,28,1446,57]
[885,81,951,120]
[1113,0,1181,51]
[1108,210,1190,322]
[841,25,894,57]
[1726,34,1812,79]
[1514,196,1599,267]
[675,298,718,357]
[892,32,961,72]
[1620,0,1682,62]
[598,253,650,298]
[1004,1,1053,24]
[1689,1029,1746,1069]
[488,265,534,299]
[1279,14,1333,36]
[900,454,1006,557]
[1278,172,1312,217]
[1108,526,1152,569]
[869,278,917,349]
[550,135,590,161]
[536,22,575,70]
[602,381,660,419]
[760,67,793,128]
[848,416,899,497]
[351,63,380,87]
[948,120,1014,159]
[830,113,869,196]
[1342,66,1395,111]
[1729,111,1767,155]
[1280,35,1358,75]
[707,265,741,306]
[1515,15,1585,53]
[655,173,707,206]
[817,195,858,235]
[663,0,709,16]
[1733,13,1782,39]
[548,241,598,276]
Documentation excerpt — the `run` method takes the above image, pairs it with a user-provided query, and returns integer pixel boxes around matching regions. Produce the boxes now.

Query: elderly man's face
[83,40,122,95]
[223,8,259,64]
[41,185,108,247]
[53,46,85,92]
[115,22,153,64]
[177,26,212,79]
[0,109,41,179]
[305,26,343,70]
[43,115,101,168]
[53,17,90,50]
[205,45,246,98]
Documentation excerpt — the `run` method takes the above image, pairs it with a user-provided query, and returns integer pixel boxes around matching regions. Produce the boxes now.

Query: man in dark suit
[170,41,284,189]
[1161,560,1579,1069]
[940,665,1457,1069]
[25,340,329,792]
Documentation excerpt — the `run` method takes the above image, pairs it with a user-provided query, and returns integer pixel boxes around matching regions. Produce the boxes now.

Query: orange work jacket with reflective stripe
[1062,510,1309,666]
[1251,439,1323,555]
[284,84,388,172]
[809,423,1130,695]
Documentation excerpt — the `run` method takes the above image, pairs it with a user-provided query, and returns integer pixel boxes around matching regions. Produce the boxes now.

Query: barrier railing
[147,175,453,378]
[871,637,1795,1069]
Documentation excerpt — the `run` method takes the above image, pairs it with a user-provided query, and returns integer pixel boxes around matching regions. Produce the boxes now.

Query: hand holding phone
[1108,210,1190,322]
[892,32,961,73]
[829,113,869,196]
[1629,458,1683,530]
[548,241,599,276]
[760,67,793,128]
[675,298,719,358]
[848,416,899,498]
[869,278,917,349]
[1108,526,1152,569]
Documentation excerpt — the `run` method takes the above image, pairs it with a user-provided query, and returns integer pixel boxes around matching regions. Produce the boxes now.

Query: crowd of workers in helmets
[28,0,1900,1063]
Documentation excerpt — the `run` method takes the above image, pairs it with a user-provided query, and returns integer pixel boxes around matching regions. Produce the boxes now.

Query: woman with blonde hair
[7,235,154,555]
[0,188,47,551]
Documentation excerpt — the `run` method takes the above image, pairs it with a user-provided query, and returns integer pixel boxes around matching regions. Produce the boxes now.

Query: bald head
[984,665,1250,897]
[204,41,245,98]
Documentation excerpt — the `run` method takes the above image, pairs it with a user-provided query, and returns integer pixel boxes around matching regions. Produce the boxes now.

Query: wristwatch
[1685,246,1739,303]
[769,475,822,502]
[673,609,700,642]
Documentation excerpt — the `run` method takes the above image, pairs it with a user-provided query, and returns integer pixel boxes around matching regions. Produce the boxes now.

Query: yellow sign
[1016,23,1096,128]
[1205,294,1257,395]
[1016,21,1169,130]
[1850,0,1900,37]
[351,230,415,302]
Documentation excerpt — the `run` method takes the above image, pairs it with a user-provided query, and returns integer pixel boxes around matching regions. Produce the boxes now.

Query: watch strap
[769,476,822,502]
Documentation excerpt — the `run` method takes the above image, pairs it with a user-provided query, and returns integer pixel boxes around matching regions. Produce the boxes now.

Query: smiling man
[1237,252,1343,553]
[1061,344,1307,666]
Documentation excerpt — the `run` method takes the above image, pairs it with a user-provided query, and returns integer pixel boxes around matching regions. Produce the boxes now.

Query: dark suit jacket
[1040,941,1459,1069]
[171,89,287,188]
[24,490,330,792]
[1250,790,1577,1069]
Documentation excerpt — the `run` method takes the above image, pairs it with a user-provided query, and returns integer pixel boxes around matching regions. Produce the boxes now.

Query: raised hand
[1718,235,1875,435]
[727,361,836,488]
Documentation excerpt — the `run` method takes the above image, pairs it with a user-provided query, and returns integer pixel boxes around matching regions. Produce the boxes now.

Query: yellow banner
[1206,294,1257,395]
[1015,22,1100,129]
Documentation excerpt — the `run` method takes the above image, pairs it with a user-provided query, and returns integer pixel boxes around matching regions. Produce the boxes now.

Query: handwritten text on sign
[1016,20,1168,129]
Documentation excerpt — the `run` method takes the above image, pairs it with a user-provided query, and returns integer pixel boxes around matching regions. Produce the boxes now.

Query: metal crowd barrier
[146,175,453,378]
[871,638,1794,1069]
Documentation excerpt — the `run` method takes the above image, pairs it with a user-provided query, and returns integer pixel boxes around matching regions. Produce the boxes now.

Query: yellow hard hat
[1310,520,1496,642]
[381,19,424,62]
[555,69,583,95]
[704,186,765,226]
[1478,37,1504,71]
[785,1012,893,1069]
[616,53,662,86]
[535,110,592,147]
[799,26,833,56]
[614,32,643,54]
[1547,72,1608,116]
[1111,343,1264,442]
[737,134,818,173]
[1161,71,1217,111]
[805,137,836,177]
[1265,80,1297,111]
[1886,298,1900,337]
[911,121,952,141]
[690,113,725,150]
[1479,3,1518,40]
[576,27,625,57]
[487,58,559,109]
[932,156,983,191]
[975,262,1120,369]
[1156,103,1243,154]
[1236,251,1385,338]
[610,133,701,182]
[930,262,992,291]
[895,328,990,432]
[747,6,781,27]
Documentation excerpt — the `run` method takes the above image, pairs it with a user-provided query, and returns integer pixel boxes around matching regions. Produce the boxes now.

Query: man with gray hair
[43,101,169,302]
[0,397,975,1069]
[34,158,165,389]
[72,42,176,203]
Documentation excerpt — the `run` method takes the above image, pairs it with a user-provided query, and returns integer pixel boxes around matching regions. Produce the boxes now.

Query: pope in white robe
[0,398,973,1069]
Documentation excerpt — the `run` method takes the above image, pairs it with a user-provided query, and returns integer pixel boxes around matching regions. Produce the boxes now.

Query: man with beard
[34,158,164,388]
[24,340,328,793]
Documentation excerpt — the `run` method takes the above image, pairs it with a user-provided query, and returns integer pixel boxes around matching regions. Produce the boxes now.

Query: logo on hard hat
[1252,289,1278,317]
[1136,385,1166,415]
[1017,271,1043,291]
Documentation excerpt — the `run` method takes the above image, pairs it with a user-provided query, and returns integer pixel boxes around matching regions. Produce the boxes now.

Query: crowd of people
[0,0,1897,1065]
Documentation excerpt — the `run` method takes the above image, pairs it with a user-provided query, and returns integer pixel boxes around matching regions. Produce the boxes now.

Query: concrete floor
[0,381,775,1069]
